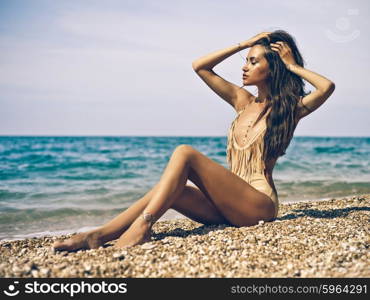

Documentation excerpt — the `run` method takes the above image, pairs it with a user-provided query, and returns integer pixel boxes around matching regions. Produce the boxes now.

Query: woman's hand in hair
[270,41,297,68]
[245,32,271,48]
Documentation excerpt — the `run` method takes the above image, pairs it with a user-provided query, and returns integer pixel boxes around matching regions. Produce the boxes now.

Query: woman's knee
[173,144,196,161]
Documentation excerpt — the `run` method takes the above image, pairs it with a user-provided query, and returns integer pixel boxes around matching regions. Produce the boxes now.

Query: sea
[0,136,369,241]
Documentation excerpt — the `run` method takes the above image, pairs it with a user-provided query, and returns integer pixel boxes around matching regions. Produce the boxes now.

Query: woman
[53,30,335,251]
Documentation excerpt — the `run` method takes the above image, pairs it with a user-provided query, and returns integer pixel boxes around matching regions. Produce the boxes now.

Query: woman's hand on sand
[245,32,271,48]
[270,41,297,68]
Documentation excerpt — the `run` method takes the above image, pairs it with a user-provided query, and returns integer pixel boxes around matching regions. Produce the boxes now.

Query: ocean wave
[275,160,311,171]
[314,146,355,154]
[0,190,28,201]
[0,207,123,224]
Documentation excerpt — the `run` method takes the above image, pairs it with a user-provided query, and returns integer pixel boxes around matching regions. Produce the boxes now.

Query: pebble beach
[1,194,369,278]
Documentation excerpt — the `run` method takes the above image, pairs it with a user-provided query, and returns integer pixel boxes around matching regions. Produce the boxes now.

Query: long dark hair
[243,30,311,161]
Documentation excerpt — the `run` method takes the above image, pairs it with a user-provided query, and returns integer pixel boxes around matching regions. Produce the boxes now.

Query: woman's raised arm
[192,32,271,112]
[271,41,335,119]
[192,32,271,71]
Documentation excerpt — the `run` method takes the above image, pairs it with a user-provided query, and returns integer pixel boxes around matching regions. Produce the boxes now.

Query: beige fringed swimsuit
[226,104,279,219]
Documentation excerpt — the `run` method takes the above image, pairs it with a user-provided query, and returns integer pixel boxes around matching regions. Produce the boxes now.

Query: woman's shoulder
[234,89,255,113]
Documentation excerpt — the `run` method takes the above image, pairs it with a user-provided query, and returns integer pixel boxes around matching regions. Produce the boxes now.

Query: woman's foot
[52,229,104,252]
[114,214,153,249]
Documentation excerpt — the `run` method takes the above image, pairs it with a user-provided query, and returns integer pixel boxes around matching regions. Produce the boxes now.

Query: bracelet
[142,211,155,225]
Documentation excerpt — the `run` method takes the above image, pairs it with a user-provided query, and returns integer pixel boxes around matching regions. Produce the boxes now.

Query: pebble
[141,243,157,250]
[113,252,126,260]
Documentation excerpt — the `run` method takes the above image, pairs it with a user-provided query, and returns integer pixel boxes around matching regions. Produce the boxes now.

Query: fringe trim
[226,125,266,183]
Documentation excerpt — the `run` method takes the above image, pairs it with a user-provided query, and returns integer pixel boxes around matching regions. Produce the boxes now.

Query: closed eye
[245,58,257,65]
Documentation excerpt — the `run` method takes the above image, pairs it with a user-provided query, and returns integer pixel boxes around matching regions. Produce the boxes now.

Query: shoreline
[1,193,369,278]
[1,192,364,242]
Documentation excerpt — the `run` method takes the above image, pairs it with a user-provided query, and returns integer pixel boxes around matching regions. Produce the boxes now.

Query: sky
[0,0,369,137]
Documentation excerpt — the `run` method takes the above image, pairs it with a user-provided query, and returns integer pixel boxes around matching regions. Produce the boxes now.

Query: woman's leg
[53,177,229,251]
[98,182,229,244]
[54,140,274,251]
[91,183,161,243]
[52,182,161,251]
[114,144,276,248]
[113,145,198,248]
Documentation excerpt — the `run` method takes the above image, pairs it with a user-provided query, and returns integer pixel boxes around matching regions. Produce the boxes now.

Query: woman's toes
[52,233,87,252]
[52,230,103,252]
[52,239,75,251]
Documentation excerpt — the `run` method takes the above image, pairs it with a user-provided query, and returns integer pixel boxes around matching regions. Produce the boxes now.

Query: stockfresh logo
[3,280,128,297]
[3,281,20,297]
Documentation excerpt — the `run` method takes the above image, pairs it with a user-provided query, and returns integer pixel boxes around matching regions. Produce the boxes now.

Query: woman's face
[242,45,270,86]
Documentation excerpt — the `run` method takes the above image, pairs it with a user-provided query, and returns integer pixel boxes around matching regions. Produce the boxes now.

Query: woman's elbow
[324,82,336,97]
[329,81,335,91]
[192,61,200,72]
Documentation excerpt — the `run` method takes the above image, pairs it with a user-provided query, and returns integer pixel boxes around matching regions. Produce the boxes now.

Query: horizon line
[0,135,369,138]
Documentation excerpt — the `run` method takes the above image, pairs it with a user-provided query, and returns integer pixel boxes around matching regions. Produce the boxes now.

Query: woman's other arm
[271,41,335,119]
